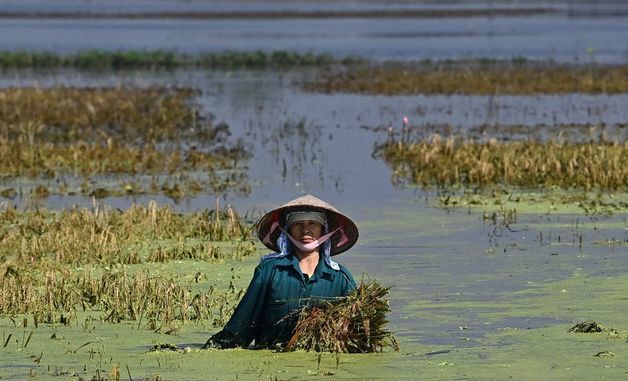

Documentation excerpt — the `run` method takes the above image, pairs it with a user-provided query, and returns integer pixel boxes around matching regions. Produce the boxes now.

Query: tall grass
[0,86,248,198]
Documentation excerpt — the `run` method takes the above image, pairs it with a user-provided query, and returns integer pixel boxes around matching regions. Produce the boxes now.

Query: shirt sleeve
[222,263,270,348]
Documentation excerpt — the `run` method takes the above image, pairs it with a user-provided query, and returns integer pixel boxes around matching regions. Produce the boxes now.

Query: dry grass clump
[284,281,398,353]
[375,136,627,190]
[306,63,628,95]
[0,201,255,266]
[0,268,243,327]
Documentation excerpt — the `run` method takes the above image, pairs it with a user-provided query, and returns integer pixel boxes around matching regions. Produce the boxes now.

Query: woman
[205,195,359,349]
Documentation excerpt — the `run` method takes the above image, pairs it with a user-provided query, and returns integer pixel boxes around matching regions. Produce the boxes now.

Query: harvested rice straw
[284,280,399,353]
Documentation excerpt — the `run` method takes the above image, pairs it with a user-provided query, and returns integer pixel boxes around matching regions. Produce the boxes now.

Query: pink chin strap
[262,221,349,252]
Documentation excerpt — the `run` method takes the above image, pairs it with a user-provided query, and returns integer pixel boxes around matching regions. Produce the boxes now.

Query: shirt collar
[280,253,334,279]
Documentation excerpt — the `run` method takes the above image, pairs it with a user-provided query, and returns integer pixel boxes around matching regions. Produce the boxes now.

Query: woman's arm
[205,263,270,348]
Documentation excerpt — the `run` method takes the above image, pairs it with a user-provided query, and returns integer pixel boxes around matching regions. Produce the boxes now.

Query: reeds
[284,281,398,353]
[306,62,628,95]
[147,241,256,263]
[376,136,627,190]
[0,137,237,177]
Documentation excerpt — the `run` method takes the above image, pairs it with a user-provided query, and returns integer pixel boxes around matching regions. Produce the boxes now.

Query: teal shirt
[223,254,356,348]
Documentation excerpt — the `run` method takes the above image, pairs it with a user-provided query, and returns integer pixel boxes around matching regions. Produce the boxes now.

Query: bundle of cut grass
[284,280,399,353]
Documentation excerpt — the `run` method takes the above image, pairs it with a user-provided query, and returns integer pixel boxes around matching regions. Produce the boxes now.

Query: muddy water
[5,67,626,210]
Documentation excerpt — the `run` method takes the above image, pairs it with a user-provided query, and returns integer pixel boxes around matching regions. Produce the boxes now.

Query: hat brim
[256,195,359,256]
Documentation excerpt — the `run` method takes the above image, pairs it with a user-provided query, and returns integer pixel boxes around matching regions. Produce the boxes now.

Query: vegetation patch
[0,268,244,328]
[374,135,627,191]
[0,86,248,199]
[305,62,628,95]
[434,188,628,215]
[0,201,255,267]
[0,7,557,21]
[0,201,257,331]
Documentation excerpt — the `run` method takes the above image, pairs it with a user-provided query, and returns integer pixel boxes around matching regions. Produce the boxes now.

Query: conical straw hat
[257,195,359,256]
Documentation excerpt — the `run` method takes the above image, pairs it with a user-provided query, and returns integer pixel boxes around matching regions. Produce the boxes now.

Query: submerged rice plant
[284,280,398,353]
[0,86,248,197]
[0,268,244,327]
[0,86,201,142]
[0,201,255,267]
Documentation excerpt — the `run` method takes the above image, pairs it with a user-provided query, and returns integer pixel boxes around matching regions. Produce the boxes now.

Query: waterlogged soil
[2,202,627,380]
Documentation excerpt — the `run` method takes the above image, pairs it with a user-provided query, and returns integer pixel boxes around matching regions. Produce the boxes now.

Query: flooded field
[1,1,628,380]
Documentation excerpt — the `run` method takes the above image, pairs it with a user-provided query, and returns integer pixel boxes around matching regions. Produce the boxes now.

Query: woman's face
[288,220,324,244]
